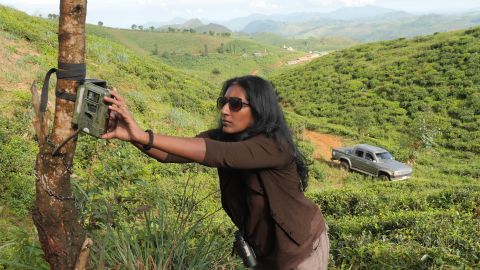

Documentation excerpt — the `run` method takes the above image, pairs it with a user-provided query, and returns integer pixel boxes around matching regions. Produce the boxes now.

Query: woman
[102,75,329,270]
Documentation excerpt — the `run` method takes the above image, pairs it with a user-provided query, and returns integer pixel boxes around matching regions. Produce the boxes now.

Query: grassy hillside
[87,26,231,55]
[86,25,305,86]
[272,28,480,269]
[273,28,480,156]
[0,5,236,269]
[1,5,479,270]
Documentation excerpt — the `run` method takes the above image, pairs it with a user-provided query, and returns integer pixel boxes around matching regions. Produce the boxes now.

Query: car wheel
[340,161,350,171]
[379,174,390,181]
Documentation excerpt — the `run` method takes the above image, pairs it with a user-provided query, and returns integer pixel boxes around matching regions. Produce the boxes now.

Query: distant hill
[158,18,231,33]
[182,18,204,29]
[242,20,286,34]
[271,27,480,154]
[221,13,269,31]
[321,5,404,20]
[194,23,231,34]
[241,10,480,41]
[222,5,406,31]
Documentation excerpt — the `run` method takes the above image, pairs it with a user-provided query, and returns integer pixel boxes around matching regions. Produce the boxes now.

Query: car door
[355,151,371,173]
[351,149,365,171]
[364,152,378,175]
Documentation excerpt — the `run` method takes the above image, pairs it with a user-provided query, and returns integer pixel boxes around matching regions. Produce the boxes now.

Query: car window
[366,153,375,161]
[376,152,393,160]
[355,150,364,157]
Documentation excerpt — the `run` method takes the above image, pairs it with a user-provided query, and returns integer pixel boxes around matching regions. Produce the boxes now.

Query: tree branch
[75,238,93,270]
[31,80,50,145]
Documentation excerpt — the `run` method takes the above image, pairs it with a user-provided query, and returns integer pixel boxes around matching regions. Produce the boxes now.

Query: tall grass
[88,168,237,269]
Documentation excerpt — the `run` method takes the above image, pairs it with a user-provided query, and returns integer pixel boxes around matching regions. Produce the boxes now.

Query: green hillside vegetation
[272,29,480,156]
[86,25,305,86]
[250,32,359,52]
[272,28,480,268]
[1,4,479,270]
[86,25,231,55]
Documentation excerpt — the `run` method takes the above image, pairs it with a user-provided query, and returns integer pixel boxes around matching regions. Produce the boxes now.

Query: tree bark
[32,1,88,269]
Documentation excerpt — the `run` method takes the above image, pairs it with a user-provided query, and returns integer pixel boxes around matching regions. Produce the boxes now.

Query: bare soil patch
[304,130,344,160]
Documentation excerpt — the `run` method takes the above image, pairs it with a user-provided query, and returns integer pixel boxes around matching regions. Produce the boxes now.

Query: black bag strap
[40,63,86,113]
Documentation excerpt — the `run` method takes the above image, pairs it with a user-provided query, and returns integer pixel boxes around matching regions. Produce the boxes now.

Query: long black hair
[214,75,309,191]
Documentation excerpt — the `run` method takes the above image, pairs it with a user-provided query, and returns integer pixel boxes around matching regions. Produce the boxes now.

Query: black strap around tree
[40,62,86,113]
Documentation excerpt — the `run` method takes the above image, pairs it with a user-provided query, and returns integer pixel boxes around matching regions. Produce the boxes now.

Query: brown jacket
[166,130,326,269]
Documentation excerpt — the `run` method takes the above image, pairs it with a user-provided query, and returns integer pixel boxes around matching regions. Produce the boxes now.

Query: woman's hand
[102,88,144,143]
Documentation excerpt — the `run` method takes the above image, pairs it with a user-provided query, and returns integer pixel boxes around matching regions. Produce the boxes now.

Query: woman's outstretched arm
[102,89,206,163]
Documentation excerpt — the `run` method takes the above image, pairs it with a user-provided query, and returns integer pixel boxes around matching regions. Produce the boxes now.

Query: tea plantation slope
[272,28,480,156]
[86,24,305,87]
[273,27,480,269]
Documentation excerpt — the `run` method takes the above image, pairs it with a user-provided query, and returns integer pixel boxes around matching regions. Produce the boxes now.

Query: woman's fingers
[102,131,116,139]
[107,115,117,131]
[108,104,128,117]
[104,96,124,107]
[109,105,136,127]
[109,88,124,103]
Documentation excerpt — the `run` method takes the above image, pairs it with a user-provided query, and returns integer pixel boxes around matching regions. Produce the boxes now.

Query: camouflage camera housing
[72,79,112,138]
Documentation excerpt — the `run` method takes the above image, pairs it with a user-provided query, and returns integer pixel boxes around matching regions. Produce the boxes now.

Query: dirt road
[304,130,344,160]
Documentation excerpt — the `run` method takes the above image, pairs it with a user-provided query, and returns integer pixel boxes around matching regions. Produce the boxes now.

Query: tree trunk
[32,0,88,269]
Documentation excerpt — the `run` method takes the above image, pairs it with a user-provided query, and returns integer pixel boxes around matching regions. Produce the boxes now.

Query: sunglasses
[217,97,250,112]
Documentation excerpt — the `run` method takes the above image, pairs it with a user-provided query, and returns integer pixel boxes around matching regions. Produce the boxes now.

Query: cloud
[305,0,377,7]
[185,8,205,15]
[342,0,376,6]
[249,0,280,11]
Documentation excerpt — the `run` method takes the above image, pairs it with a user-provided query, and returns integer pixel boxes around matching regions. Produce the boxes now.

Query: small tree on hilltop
[406,110,441,165]
[131,24,137,30]
[352,107,374,138]
[217,43,224,53]
[98,21,103,26]
[203,44,208,56]
[48,13,59,19]
[152,44,159,56]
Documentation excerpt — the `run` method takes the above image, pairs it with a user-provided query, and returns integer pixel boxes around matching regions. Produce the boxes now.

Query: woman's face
[220,84,254,134]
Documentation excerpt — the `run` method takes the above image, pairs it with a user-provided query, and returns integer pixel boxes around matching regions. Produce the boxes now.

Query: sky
[0,0,479,28]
